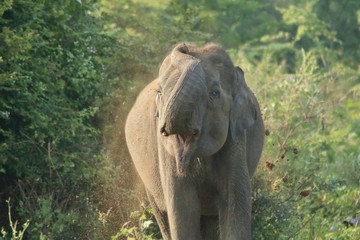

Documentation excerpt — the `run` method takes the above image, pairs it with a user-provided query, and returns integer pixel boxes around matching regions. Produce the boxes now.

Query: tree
[0,0,110,238]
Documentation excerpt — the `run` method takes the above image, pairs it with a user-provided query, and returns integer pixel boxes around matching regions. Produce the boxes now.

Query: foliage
[111,205,161,240]
[0,0,359,239]
[0,0,110,238]
[245,50,360,239]
[1,199,29,240]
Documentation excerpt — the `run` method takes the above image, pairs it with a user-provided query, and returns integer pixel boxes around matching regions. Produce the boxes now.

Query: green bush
[111,204,161,240]
[0,0,110,238]
[1,199,29,240]
[245,50,360,239]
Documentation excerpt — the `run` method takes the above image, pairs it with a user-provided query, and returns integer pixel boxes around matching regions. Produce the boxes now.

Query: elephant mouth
[173,134,197,175]
[178,134,193,143]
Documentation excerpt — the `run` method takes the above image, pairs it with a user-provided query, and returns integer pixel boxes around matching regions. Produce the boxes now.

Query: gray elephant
[125,43,264,240]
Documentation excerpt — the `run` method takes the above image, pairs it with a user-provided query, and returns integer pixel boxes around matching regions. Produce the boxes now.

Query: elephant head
[155,43,257,175]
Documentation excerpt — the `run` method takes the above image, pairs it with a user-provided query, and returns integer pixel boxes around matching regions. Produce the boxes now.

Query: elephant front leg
[201,215,219,240]
[164,178,202,240]
[219,168,252,240]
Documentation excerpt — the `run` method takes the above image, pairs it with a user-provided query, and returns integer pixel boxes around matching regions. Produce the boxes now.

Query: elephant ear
[230,67,257,141]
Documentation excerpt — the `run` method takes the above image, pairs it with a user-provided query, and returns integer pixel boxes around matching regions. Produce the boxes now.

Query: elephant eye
[209,90,220,100]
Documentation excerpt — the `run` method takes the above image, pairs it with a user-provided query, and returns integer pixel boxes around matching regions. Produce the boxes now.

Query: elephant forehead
[203,67,220,84]
[199,45,233,65]
[195,57,234,85]
[201,65,233,92]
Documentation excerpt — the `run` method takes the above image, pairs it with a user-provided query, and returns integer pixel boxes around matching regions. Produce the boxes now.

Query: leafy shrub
[111,204,161,240]
[244,49,360,239]
[0,0,110,238]
[1,199,29,240]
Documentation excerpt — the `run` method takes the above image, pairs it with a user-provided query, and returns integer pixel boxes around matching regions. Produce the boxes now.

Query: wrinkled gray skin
[125,43,264,240]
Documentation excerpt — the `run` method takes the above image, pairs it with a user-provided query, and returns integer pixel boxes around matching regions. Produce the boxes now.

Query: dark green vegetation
[0,0,359,239]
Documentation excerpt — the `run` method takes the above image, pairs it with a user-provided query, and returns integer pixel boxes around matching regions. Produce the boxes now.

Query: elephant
[125,43,264,240]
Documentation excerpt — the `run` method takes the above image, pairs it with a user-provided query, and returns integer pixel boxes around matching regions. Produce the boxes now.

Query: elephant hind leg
[146,191,170,240]
[200,215,219,240]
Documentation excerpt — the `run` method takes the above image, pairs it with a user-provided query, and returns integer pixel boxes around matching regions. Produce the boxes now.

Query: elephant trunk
[160,44,206,137]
